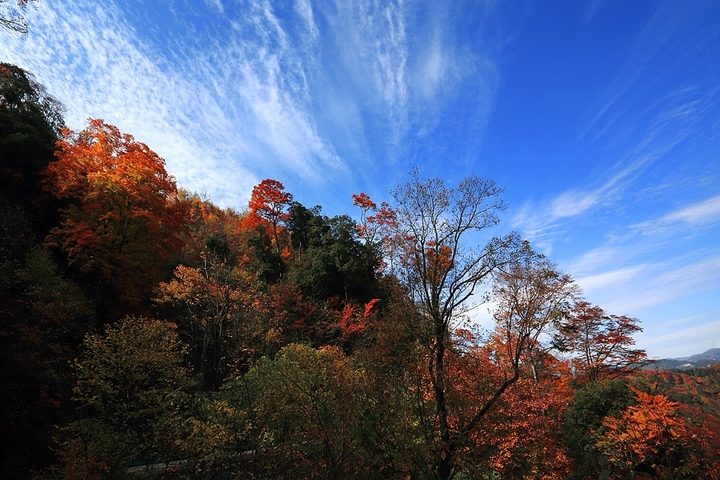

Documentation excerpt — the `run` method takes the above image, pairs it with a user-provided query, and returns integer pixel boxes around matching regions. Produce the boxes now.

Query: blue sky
[2,0,719,359]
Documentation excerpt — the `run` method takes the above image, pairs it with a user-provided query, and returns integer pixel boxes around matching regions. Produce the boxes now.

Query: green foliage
[562,379,635,479]
[241,224,286,283]
[197,344,380,479]
[0,209,90,478]
[58,316,196,477]
[287,203,379,303]
[18,247,92,324]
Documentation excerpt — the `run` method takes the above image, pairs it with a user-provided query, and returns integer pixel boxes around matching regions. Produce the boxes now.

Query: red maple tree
[42,119,185,308]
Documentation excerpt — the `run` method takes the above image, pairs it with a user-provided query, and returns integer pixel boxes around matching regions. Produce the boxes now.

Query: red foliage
[249,179,293,223]
[333,298,380,339]
[244,179,293,255]
[448,341,573,478]
[563,301,647,383]
[597,384,720,479]
[42,119,186,308]
[352,192,397,272]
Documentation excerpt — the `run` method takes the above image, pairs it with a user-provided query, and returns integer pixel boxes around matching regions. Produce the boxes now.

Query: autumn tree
[233,180,294,284]
[42,119,186,316]
[385,169,533,480]
[155,261,245,391]
[252,344,375,478]
[561,301,648,384]
[246,178,293,256]
[596,386,711,479]
[562,378,636,479]
[196,344,378,479]
[460,342,574,478]
[57,316,195,478]
[156,196,312,389]
[351,252,578,479]
[175,189,242,267]
[153,251,294,391]
[456,254,579,477]
[491,255,580,383]
[352,192,397,272]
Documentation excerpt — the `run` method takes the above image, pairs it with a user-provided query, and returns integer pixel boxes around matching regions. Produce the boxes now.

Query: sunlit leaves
[245,178,293,256]
[214,344,375,478]
[156,259,248,390]
[597,386,697,479]
[42,119,185,309]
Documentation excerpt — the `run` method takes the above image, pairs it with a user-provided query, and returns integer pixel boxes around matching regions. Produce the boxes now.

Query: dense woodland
[1,62,720,480]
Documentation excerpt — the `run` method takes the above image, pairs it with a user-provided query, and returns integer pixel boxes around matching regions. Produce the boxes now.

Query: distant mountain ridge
[647,348,720,371]
[677,347,720,362]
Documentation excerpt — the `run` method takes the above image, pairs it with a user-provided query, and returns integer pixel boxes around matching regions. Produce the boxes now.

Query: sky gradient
[2,0,719,359]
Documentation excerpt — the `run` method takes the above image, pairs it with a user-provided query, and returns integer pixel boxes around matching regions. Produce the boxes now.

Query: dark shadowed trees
[57,316,195,478]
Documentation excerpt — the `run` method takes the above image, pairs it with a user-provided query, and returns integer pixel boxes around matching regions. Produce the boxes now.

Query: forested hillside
[2,63,719,480]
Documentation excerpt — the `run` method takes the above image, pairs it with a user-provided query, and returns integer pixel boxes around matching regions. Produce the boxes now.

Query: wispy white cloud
[3,0,505,209]
[294,0,318,40]
[579,2,691,142]
[638,318,720,359]
[567,245,626,276]
[0,0,355,207]
[203,0,224,14]
[512,150,653,249]
[633,194,720,235]
[568,247,720,359]
[575,265,646,294]
[420,28,446,99]
[513,88,707,254]
[548,188,601,220]
[320,0,409,143]
[214,1,344,180]
[579,254,720,314]
[662,194,720,224]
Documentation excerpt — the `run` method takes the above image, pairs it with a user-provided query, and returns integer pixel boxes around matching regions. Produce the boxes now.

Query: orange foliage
[332,298,380,340]
[597,385,718,479]
[245,179,293,255]
[178,192,241,265]
[441,339,573,478]
[42,119,185,307]
[352,192,397,271]
[424,241,453,287]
